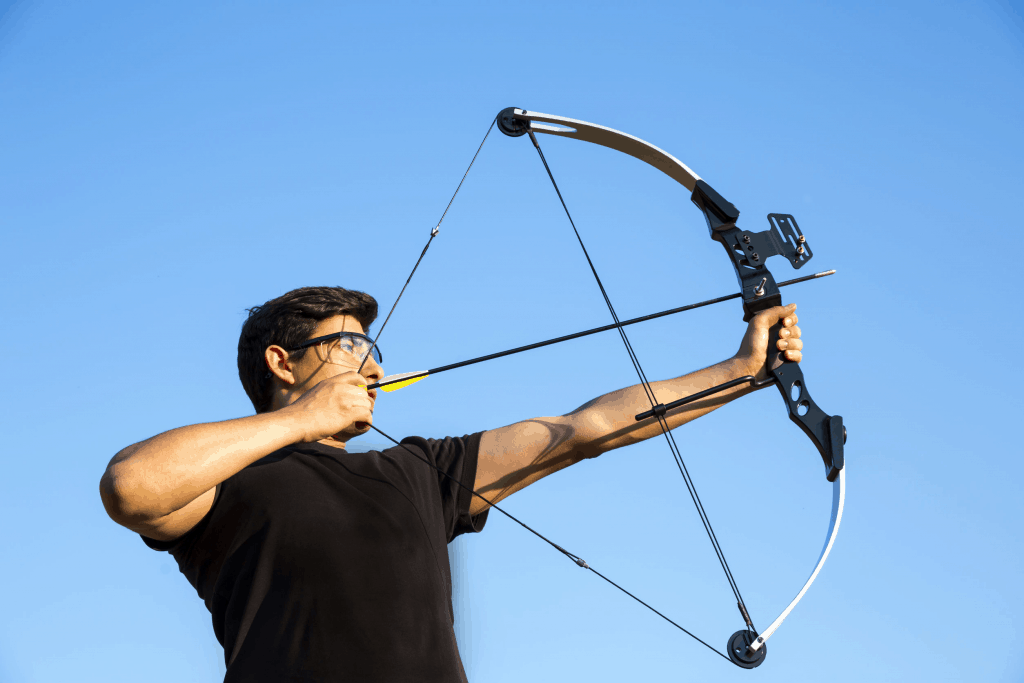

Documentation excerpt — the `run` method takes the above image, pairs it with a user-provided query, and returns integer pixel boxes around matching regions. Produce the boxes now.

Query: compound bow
[367,107,847,669]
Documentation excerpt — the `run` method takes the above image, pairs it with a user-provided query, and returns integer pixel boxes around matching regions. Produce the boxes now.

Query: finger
[779,325,802,340]
[783,349,803,362]
[782,312,799,328]
[337,371,372,386]
[353,404,374,427]
[777,338,803,351]
[762,303,794,320]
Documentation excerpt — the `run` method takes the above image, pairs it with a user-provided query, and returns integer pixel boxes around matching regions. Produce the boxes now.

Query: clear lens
[319,334,381,365]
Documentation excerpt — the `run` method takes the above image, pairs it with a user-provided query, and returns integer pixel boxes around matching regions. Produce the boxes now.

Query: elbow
[568,412,614,460]
[99,467,136,526]
[99,465,163,526]
[99,469,124,524]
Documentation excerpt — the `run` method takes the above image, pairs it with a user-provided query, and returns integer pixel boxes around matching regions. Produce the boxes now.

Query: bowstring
[355,113,741,663]
[357,117,497,375]
[367,424,730,662]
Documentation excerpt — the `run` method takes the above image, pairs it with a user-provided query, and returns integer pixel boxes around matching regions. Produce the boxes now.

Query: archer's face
[269,314,385,415]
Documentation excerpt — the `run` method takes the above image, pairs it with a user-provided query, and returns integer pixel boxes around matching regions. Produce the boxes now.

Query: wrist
[727,354,761,379]
[263,404,314,444]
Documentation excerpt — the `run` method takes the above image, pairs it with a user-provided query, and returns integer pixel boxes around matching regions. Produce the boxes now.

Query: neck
[318,436,347,450]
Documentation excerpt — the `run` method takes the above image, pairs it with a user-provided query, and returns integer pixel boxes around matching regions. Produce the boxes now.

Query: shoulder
[394,433,484,471]
[139,447,298,546]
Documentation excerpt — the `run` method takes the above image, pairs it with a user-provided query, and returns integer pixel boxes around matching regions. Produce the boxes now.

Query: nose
[361,354,384,381]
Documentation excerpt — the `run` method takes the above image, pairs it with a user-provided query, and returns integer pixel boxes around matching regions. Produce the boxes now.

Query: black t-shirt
[142,433,489,682]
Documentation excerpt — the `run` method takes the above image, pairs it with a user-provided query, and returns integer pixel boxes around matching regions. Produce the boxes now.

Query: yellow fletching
[379,373,428,392]
[360,372,429,393]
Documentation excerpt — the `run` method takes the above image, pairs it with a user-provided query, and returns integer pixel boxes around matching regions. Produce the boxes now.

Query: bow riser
[691,180,844,481]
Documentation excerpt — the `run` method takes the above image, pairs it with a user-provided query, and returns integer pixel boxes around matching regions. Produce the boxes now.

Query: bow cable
[523,128,756,634]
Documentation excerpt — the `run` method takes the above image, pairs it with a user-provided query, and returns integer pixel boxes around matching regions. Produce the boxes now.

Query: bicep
[471,415,586,515]
[121,485,218,543]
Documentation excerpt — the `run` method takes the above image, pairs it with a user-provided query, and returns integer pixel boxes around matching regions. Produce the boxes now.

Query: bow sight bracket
[691,180,813,322]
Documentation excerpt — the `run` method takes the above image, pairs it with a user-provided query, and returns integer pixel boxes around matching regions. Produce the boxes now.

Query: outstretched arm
[470,304,802,515]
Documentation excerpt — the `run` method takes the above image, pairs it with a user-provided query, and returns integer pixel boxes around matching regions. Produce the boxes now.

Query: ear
[265,345,297,385]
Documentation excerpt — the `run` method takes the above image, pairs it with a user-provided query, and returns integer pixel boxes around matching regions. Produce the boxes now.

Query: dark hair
[238,286,378,413]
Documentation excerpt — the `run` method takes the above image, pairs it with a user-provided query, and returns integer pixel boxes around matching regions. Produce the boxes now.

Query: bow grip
[765,316,845,481]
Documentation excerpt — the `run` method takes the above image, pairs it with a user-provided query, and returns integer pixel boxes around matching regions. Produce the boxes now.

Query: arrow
[363,269,835,393]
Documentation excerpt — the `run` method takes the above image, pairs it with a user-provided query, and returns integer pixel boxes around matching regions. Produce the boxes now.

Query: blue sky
[1,1,1021,681]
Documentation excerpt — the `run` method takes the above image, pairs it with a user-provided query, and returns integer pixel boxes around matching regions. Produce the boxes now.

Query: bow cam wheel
[727,630,767,669]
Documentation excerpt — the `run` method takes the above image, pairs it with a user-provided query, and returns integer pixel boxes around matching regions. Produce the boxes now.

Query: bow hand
[734,303,802,383]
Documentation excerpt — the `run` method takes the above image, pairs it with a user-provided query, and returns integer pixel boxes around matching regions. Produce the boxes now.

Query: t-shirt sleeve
[400,432,489,543]
[138,484,223,553]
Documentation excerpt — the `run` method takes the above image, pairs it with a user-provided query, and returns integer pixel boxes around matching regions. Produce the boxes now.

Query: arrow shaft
[366,269,834,391]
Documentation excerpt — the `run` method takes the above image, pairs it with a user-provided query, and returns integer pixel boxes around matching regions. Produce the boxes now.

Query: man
[100,285,803,682]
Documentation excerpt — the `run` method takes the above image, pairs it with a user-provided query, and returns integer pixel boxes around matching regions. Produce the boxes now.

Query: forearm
[571,356,757,457]
[100,410,306,522]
